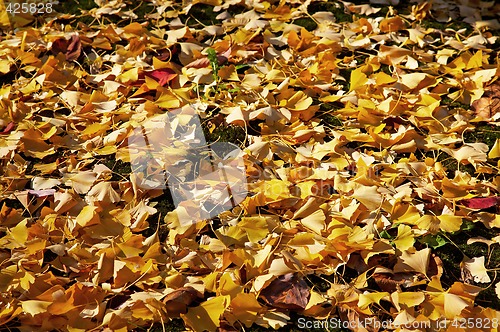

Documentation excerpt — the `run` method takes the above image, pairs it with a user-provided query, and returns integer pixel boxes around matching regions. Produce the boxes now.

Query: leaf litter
[0,0,500,331]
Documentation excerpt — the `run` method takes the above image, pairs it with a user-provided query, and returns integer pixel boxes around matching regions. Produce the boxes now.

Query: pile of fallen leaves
[1,0,500,330]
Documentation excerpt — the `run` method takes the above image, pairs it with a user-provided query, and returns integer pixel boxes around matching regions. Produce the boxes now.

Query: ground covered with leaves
[0,0,500,331]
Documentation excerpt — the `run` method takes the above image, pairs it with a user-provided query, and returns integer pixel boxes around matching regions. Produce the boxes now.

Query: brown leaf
[164,287,203,316]
[472,81,500,119]
[51,35,82,61]
[259,273,310,310]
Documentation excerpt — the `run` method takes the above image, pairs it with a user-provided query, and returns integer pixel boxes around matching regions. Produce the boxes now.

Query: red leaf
[1,122,15,134]
[51,35,81,61]
[65,35,82,61]
[144,68,177,86]
[459,197,499,209]
[259,273,310,310]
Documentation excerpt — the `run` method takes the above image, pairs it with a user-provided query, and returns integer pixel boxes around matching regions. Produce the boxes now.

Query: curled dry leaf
[472,81,500,120]
[461,256,491,283]
[259,273,311,311]
[163,287,203,316]
[51,35,82,61]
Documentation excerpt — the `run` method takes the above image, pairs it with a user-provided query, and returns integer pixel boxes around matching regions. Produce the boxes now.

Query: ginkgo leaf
[461,256,491,283]
[7,219,28,248]
[459,197,499,209]
[87,182,121,203]
[155,89,181,109]
[442,143,489,166]
[351,185,382,210]
[394,248,431,276]
[349,67,368,91]
[300,209,325,234]
[379,16,406,32]
[358,292,389,310]
[182,296,230,332]
[399,73,436,90]
[226,293,263,327]
[429,292,469,319]
[21,300,52,316]
[393,224,415,251]
[238,216,269,243]
[391,292,425,311]
[489,139,500,159]
[260,273,310,311]
[437,215,462,232]
[2,1,500,330]
[64,171,97,195]
[76,206,99,227]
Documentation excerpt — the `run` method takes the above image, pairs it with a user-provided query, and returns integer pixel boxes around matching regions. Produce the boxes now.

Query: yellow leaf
[437,215,462,232]
[182,296,230,332]
[391,292,425,311]
[392,203,421,225]
[81,123,106,136]
[429,293,468,319]
[65,171,97,194]
[21,300,51,316]
[0,0,10,29]
[238,216,269,243]
[255,310,289,329]
[394,248,430,276]
[95,145,117,155]
[442,143,488,166]
[268,258,296,276]
[488,139,500,159]
[0,266,17,292]
[441,177,468,199]
[155,90,181,109]
[76,206,99,227]
[300,209,326,235]
[286,91,312,111]
[255,179,291,202]
[351,185,382,210]
[349,67,368,91]
[393,224,414,251]
[9,219,28,246]
[379,16,405,33]
[219,272,243,298]
[399,73,436,90]
[19,270,35,290]
[358,292,389,310]
[466,50,483,69]
[117,67,139,83]
[374,71,396,85]
[295,181,318,199]
[226,293,262,327]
